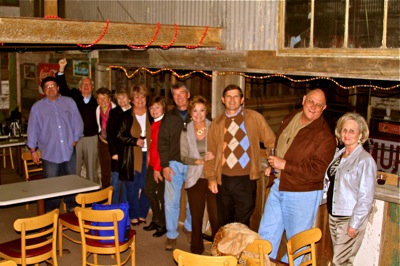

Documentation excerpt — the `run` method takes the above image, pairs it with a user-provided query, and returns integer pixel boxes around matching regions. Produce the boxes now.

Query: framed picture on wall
[23,63,36,80]
[73,60,89,77]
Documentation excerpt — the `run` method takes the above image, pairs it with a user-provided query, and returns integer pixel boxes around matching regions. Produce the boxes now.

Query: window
[280,0,399,52]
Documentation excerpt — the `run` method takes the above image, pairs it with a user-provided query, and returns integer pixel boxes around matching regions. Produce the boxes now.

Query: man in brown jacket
[258,89,336,265]
[203,84,275,227]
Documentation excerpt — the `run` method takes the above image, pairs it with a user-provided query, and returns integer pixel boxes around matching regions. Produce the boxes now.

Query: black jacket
[158,107,192,168]
[116,111,137,181]
[56,73,98,137]
[107,106,132,172]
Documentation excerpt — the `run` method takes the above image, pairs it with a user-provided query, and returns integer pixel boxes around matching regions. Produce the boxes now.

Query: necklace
[195,126,206,135]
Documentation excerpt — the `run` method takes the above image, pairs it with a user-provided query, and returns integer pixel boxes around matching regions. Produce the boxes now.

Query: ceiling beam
[0,17,222,48]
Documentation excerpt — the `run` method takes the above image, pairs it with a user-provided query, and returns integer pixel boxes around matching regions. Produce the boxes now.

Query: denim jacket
[323,144,376,229]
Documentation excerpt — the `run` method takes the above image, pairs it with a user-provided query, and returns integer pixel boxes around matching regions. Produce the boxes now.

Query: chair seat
[87,229,136,248]
[0,237,52,258]
[59,212,79,226]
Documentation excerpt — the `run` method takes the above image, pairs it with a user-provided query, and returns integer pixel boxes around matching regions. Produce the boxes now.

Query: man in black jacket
[158,82,192,251]
[57,58,99,184]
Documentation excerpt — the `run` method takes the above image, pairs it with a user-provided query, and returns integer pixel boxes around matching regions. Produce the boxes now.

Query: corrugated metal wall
[65,0,278,51]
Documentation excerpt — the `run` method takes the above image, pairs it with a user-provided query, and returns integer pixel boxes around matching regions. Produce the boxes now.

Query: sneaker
[182,226,192,243]
[165,238,177,251]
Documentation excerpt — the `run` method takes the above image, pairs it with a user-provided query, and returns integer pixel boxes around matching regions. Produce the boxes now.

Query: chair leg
[58,223,64,256]
[9,147,14,169]
[2,148,6,168]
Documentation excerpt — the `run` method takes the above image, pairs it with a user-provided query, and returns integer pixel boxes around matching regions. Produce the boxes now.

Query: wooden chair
[21,149,43,181]
[241,239,273,266]
[58,186,113,256]
[21,150,43,210]
[1,147,14,169]
[173,249,237,266]
[74,206,136,266]
[287,228,322,266]
[0,260,17,266]
[0,209,59,266]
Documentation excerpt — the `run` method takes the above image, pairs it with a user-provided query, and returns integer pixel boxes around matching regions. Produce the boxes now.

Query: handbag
[92,202,130,243]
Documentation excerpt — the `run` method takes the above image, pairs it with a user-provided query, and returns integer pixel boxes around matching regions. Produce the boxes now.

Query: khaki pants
[329,215,368,266]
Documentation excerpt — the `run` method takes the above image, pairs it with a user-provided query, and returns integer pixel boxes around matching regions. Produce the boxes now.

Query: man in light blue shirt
[27,76,84,212]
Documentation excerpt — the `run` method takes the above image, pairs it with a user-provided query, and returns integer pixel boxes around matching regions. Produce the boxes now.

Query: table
[0,138,27,178]
[0,175,100,214]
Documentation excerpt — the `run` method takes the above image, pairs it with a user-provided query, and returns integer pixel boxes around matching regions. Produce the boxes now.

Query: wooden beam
[0,17,222,47]
[99,50,400,81]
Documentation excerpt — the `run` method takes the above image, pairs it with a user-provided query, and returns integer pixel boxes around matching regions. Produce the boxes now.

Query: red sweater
[149,119,162,171]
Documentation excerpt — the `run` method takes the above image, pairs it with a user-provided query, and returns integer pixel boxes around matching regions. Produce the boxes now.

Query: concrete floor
[0,153,204,266]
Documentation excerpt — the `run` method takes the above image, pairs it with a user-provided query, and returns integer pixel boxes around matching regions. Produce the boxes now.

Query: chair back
[241,239,273,266]
[287,228,322,266]
[13,209,59,265]
[173,249,237,266]
[74,206,135,266]
[21,150,43,181]
[75,186,113,207]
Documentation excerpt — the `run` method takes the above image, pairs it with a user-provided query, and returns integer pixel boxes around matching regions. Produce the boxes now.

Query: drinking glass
[267,148,277,175]
[376,174,386,185]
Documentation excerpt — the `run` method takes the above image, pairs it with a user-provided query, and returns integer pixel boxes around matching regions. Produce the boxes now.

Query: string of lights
[108,66,400,91]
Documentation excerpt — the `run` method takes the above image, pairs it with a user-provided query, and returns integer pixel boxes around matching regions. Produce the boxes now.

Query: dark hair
[95,87,112,98]
[148,96,167,113]
[222,84,243,98]
[188,95,209,115]
[41,76,58,89]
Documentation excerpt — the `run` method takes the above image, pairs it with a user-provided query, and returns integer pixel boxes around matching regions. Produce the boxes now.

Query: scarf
[100,104,111,139]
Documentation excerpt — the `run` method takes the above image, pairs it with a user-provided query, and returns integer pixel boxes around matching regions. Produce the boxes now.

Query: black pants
[187,178,218,254]
[144,166,165,227]
[217,174,256,227]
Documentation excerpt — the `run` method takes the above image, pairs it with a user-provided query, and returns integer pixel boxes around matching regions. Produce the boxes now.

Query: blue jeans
[258,179,322,265]
[42,149,77,212]
[126,152,150,220]
[164,160,192,239]
[111,171,127,204]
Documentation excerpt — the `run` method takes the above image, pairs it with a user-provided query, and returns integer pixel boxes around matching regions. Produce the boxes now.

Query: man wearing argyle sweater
[204,84,276,227]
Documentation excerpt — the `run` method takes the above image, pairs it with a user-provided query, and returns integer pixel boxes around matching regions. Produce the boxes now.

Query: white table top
[0,175,100,206]
[0,139,26,148]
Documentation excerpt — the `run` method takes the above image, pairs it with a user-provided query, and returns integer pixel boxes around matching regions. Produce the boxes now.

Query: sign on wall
[37,63,59,95]
[366,137,400,174]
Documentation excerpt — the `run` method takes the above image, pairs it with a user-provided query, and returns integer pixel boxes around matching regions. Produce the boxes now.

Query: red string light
[161,23,179,49]
[107,66,400,91]
[127,22,161,49]
[186,26,209,49]
[44,16,62,19]
[77,19,110,48]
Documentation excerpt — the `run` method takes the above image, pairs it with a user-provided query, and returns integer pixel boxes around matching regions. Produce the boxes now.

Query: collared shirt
[27,95,84,163]
[83,96,91,104]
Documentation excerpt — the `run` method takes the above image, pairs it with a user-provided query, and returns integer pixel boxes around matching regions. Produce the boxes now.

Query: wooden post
[44,0,58,17]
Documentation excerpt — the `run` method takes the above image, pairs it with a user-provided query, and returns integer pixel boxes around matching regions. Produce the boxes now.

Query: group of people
[26,58,376,266]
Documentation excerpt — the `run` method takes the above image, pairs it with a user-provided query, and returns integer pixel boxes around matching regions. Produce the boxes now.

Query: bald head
[301,89,327,124]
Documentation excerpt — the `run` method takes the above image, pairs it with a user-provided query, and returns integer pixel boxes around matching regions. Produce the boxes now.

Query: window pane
[387,0,400,48]
[314,0,346,48]
[285,0,311,48]
[348,0,383,48]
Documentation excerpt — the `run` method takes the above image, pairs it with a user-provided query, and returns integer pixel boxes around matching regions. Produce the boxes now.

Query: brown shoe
[182,226,192,243]
[165,238,177,251]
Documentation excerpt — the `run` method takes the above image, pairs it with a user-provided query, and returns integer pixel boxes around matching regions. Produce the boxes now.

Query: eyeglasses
[44,84,57,89]
[305,99,324,109]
